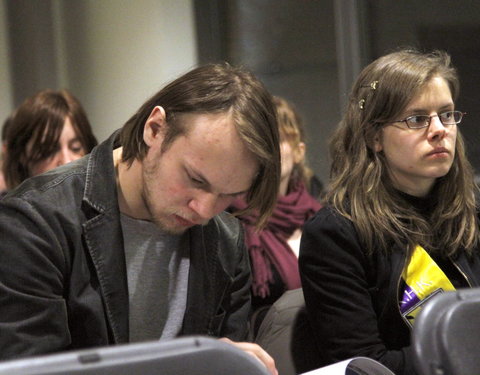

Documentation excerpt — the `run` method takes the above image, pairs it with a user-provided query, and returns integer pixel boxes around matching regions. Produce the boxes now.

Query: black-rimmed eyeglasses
[390,110,465,129]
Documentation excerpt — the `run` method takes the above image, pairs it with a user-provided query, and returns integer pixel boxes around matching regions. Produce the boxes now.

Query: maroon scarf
[231,183,322,298]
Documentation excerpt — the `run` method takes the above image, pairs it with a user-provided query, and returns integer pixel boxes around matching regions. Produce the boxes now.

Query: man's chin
[164,226,189,235]
[153,221,188,235]
[152,216,194,235]
[152,213,209,235]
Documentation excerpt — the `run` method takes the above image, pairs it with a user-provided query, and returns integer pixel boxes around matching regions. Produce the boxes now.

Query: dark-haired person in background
[0,114,13,194]
[2,89,97,192]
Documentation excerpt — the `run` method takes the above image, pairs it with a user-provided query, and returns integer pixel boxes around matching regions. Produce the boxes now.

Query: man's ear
[143,106,167,147]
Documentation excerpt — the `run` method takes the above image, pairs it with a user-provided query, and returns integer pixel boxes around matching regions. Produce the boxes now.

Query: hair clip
[358,81,378,110]
[361,80,379,90]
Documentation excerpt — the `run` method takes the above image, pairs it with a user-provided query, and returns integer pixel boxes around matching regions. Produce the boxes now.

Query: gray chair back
[413,288,480,375]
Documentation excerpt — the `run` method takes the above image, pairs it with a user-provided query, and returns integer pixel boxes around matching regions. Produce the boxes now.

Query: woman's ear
[294,142,306,163]
[373,131,383,152]
[143,106,167,147]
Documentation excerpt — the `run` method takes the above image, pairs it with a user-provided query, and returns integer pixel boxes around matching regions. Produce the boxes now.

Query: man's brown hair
[120,63,281,228]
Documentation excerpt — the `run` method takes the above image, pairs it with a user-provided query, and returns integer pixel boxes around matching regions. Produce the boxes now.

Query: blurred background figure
[274,96,324,201]
[230,96,322,335]
[0,115,14,194]
[2,89,98,192]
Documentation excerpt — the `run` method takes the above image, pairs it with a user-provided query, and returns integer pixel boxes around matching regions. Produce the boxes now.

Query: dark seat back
[412,287,480,375]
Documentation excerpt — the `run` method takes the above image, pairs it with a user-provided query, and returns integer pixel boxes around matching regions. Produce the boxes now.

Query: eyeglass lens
[407,111,463,128]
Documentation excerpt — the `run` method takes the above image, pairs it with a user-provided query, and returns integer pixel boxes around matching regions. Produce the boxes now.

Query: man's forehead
[185,156,257,196]
[178,122,258,195]
[178,111,234,131]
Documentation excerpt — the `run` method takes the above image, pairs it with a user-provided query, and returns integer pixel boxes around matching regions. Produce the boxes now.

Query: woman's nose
[55,149,78,166]
[427,115,447,141]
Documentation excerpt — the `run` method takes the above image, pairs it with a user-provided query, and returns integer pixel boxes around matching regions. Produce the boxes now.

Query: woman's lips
[426,147,449,158]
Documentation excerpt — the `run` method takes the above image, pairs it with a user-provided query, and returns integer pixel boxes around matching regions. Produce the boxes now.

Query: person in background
[2,89,97,192]
[230,96,321,333]
[0,114,13,194]
[299,49,480,375]
[0,64,280,375]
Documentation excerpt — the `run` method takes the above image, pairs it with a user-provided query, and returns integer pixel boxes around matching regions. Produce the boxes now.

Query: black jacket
[0,131,252,360]
[299,205,480,375]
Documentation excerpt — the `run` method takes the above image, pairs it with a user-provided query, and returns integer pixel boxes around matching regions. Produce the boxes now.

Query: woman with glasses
[298,49,480,375]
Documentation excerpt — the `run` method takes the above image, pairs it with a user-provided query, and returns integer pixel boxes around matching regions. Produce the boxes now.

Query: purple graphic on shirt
[400,285,421,313]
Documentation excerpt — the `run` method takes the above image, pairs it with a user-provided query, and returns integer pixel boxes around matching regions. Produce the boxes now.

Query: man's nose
[189,192,226,221]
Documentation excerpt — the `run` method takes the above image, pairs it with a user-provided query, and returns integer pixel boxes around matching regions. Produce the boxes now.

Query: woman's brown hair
[3,89,97,189]
[273,96,315,192]
[327,49,478,256]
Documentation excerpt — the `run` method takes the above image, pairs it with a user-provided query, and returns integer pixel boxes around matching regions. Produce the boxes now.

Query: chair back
[412,287,480,375]
[255,288,322,375]
[0,336,271,375]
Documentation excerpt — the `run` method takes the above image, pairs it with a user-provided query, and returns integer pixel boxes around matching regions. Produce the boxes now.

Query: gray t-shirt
[121,214,190,342]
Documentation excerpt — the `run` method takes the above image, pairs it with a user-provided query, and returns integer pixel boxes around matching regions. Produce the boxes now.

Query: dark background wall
[5,1,59,106]
[195,0,341,184]
[195,0,480,184]
[368,0,480,180]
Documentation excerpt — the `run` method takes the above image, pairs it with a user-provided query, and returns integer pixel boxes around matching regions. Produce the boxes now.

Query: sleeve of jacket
[298,206,416,375]
[218,218,252,341]
[0,196,71,360]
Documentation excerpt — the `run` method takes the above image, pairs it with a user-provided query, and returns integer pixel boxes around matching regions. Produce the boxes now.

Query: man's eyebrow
[189,166,250,197]
[221,189,249,198]
[189,167,211,187]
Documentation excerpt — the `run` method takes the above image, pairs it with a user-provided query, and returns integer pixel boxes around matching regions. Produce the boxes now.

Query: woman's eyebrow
[404,102,454,114]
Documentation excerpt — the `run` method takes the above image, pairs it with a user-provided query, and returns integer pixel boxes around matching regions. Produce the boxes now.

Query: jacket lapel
[182,221,230,335]
[83,210,129,343]
[81,131,129,344]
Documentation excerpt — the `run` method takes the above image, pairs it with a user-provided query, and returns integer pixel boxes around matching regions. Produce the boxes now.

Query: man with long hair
[0,64,280,374]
